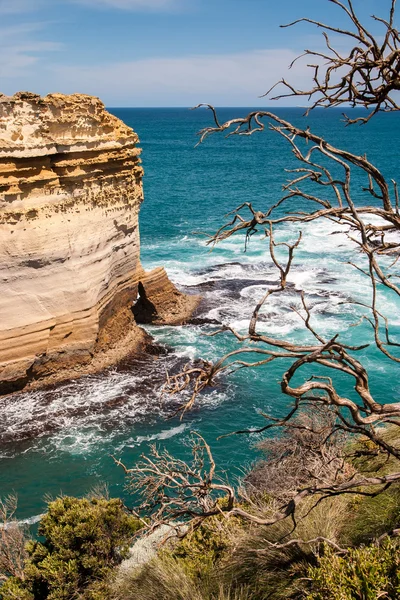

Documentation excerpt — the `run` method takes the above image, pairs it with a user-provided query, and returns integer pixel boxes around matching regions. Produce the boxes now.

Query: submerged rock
[0,93,199,394]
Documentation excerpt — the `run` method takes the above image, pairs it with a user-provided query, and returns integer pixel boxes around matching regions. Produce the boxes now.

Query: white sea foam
[0,358,179,453]
[19,513,44,526]
[0,513,44,530]
[127,424,189,446]
[3,215,398,462]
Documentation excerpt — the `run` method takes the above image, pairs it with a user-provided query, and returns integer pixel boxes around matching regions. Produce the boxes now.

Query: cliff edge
[0,92,200,394]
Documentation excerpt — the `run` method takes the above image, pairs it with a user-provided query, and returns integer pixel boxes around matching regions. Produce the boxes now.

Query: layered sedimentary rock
[0,92,199,393]
[133,267,200,325]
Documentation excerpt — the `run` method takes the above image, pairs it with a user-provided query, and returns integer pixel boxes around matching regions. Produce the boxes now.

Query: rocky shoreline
[0,93,200,395]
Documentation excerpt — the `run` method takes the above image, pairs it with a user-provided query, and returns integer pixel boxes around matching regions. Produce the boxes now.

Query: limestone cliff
[0,92,200,393]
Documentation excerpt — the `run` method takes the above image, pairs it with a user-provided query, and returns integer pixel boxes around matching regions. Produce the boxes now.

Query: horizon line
[107,105,360,109]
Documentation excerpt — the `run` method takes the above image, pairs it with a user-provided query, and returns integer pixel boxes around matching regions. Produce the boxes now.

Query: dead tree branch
[0,495,29,582]
[123,0,400,541]
[272,0,400,124]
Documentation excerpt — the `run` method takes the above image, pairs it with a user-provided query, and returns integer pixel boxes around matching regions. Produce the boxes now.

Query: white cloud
[0,0,181,13]
[47,48,311,106]
[0,23,49,38]
[0,23,62,79]
[0,0,45,14]
[72,0,179,11]
[0,0,179,12]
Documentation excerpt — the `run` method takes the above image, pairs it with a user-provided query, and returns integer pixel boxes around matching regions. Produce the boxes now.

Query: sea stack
[0,92,199,394]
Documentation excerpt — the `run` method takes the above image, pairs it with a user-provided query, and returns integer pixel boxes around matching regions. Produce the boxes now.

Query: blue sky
[0,0,393,106]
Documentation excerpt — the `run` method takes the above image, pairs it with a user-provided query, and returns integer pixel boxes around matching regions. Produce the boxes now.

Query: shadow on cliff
[132,281,158,324]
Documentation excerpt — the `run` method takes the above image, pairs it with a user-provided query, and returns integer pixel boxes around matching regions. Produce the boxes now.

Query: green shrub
[170,516,239,581]
[343,426,400,546]
[0,578,34,600]
[350,428,400,478]
[220,497,350,600]
[306,540,400,600]
[343,485,400,546]
[112,515,251,600]
[0,496,142,600]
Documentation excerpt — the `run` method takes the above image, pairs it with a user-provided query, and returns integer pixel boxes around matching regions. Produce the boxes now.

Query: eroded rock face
[133,267,200,325]
[0,92,199,393]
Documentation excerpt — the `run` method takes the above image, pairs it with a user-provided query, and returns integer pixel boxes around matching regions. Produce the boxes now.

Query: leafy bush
[112,515,249,600]
[170,516,239,581]
[306,540,400,600]
[344,485,400,546]
[0,496,141,600]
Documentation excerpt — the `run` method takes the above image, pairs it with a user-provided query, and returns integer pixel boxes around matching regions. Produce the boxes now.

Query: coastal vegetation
[1,495,141,599]
[114,0,400,596]
[2,423,400,598]
[110,0,400,547]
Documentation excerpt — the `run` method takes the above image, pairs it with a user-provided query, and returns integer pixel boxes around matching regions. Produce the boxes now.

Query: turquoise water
[1,107,399,522]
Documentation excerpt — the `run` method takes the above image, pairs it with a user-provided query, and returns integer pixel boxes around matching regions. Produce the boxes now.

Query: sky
[0,0,394,106]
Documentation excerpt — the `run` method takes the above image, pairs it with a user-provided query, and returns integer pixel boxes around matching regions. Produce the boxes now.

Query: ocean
[1,107,399,521]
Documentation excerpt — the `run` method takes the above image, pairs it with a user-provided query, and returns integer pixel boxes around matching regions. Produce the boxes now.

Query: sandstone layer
[0,92,200,394]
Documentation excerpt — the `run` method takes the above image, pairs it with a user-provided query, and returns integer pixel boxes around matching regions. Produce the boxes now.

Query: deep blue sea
[1,107,399,522]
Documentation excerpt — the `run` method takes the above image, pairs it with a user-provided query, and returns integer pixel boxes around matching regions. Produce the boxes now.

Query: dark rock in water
[103,396,127,408]
[196,260,275,277]
[144,341,170,356]
[195,261,243,276]
[308,291,331,300]
[186,278,277,297]
[256,313,278,322]
[186,280,217,291]
[187,317,221,326]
